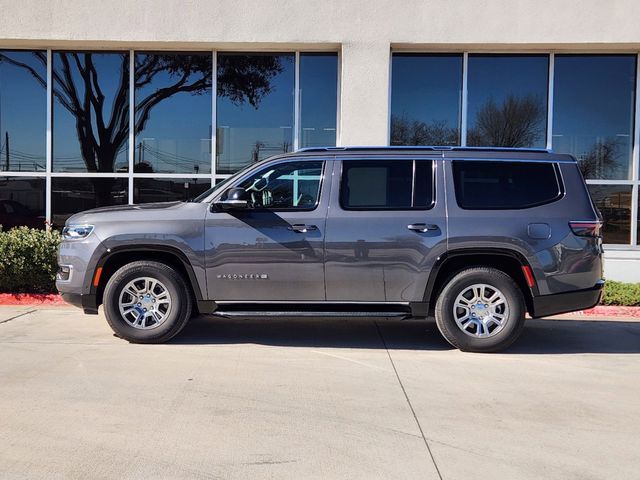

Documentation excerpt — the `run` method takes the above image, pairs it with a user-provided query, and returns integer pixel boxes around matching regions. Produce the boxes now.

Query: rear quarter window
[452,160,563,210]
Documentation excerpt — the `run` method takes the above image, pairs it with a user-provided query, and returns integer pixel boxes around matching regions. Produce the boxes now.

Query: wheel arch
[91,245,208,313]
[423,248,537,316]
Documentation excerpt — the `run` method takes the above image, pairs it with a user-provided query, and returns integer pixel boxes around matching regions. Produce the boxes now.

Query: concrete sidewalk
[0,307,638,479]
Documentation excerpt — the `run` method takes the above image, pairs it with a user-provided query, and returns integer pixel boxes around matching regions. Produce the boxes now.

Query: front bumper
[59,292,99,314]
[531,281,605,318]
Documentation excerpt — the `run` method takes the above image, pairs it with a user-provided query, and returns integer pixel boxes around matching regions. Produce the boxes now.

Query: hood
[81,201,184,214]
[65,201,188,225]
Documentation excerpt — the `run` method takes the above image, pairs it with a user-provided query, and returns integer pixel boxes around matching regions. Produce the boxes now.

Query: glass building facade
[391,52,640,246]
[0,50,338,227]
[2,48,640,247]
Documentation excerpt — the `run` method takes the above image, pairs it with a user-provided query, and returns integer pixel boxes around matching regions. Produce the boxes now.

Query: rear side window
[340,159,434,210]
[452,160,563,210]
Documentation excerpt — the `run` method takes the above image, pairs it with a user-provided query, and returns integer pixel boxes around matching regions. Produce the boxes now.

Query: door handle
[407,223,438,233]
[288,224,318,233]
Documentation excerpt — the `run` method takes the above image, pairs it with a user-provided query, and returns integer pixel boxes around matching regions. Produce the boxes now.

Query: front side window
[228,160,323,210]
[340,159,435,210]
[452,160,562,210]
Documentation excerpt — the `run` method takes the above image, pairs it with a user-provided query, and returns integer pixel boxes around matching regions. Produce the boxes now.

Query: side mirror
[214,187,249,210]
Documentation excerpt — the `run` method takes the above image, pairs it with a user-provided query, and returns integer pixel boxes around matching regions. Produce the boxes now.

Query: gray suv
[56,147,604,352]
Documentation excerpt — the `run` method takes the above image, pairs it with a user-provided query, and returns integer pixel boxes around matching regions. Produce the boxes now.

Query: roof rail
[296,146,551,154]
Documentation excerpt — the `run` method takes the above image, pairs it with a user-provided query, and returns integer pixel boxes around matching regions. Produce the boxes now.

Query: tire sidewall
[104,262,190,342]
[436,269,525,352]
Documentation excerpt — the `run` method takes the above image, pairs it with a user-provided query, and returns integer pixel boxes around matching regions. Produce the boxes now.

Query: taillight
[569,221,602,237]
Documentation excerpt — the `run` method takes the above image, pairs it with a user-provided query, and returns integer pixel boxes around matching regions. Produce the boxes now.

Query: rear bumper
[59,292,98,315]
[531,281,604,318]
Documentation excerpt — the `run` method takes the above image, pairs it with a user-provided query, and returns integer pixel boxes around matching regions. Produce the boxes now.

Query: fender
[90,244,216,314]
[410,247,538,317]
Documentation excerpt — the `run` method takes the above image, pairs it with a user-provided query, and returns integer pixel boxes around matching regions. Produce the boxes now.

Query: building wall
[1,0,640,280]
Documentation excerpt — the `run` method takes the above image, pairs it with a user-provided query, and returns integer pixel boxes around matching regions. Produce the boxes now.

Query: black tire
[435,267,526,353]
[103,260,192,343]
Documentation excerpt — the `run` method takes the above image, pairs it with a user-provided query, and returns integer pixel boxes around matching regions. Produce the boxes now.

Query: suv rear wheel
[435,267,526,352]
[103,260,192,343]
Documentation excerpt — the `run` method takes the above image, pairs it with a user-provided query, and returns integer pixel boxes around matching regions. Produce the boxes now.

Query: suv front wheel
[435,267,526,352]
[103,260,192,343]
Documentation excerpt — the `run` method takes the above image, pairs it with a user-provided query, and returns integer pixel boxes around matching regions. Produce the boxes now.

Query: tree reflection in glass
[467,55,548,148]
[135,53,212,174]
[0,51,47,172]
[216,54,294,174]
[390,54,463,146]
[553,55,635,180]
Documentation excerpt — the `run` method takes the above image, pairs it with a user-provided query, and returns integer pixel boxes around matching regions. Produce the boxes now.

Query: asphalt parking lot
[0,307,639,480]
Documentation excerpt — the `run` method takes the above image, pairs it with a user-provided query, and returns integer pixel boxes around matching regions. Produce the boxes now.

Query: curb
[0,294,68,306]
[1,294,639,318]
[569,305,640,318]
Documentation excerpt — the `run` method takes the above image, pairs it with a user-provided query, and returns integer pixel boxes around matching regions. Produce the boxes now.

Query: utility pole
[5,131,9,171]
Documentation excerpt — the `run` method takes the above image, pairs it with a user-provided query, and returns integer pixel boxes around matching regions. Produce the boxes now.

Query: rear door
[324,156,447,302]
[205,157,329,301]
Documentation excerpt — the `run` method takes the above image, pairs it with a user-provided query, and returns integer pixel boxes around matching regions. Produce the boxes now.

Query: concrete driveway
[0,307,638,480]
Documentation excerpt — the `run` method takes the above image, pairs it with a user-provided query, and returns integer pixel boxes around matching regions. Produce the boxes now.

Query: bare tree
[578,138,621,179]
[0,52,283,209]
[467,94,545,148]
[390,115,459,146]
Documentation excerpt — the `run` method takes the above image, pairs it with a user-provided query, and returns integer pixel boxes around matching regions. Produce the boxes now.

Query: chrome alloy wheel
[118,277,172,330]
[453,283,509,338]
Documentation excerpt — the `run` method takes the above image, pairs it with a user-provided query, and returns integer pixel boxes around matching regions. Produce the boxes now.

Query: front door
[205,158,329,301]
[324,157,447,302]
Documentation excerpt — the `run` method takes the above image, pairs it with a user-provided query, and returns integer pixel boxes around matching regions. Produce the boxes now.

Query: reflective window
[467,55,548,148]
[390,54,462,146]
[0,177,45,229]
[134,178,211,204]
[340,160,434,210]
[216,53,295,174]
[135,52,212,174]
[452,161,562,210]
[227,160,323,210]
[588,185,632,244]
[0,51,47,171]
[299,53,338,148]
[553,55,636,180]
[53,52,129,173]
[51,178,127,227]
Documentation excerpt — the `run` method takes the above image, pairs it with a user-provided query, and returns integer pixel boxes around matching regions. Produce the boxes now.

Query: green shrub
[0,227,61,293]
[602,280,640,307]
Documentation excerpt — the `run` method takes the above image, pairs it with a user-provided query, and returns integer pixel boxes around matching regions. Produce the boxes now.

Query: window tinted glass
[467,54,548,148]
[340,160,434,210]
[390,54,462,146]
[299,53,337,148]
[216,53,294,174]
[553,55,636,180]
[134,178,211,204]
[135,52,212,174]
[588,184,632,244]
[0,177,45,229]
[452,160,561,209]
[51,178,128,228]
[53,52,129,173]
[0,51,47,171]
[232,160,323,210]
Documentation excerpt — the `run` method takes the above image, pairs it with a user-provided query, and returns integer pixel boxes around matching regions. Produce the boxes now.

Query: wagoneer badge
[217,274,269,280]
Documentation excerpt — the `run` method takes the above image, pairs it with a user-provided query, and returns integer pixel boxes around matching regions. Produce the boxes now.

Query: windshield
[191,162,257,202]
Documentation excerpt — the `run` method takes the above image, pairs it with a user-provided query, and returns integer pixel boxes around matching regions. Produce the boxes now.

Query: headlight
[62,224,94,240]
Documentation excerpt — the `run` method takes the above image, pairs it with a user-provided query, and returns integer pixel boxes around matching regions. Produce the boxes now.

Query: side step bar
[213,310,411,319]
